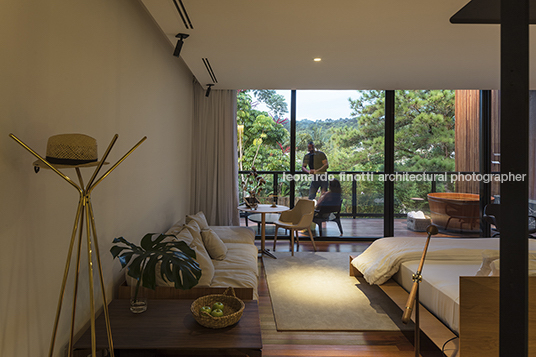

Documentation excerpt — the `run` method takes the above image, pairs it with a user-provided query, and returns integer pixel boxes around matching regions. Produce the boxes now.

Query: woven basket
[190,287,245,329]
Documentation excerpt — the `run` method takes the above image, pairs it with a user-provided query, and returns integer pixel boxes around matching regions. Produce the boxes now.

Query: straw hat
[33,134,108,169]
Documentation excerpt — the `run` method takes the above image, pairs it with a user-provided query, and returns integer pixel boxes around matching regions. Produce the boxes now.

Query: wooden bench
[117,281,254,300]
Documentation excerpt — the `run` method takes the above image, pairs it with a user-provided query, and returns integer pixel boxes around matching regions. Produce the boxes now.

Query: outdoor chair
[272,199,317,256]
[482,203,536,237]
[313,199,344,236]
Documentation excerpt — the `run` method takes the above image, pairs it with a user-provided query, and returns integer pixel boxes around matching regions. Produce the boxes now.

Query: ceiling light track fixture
[205,84,214,97]
[172,0,194,29]
[173,33,189,57]
[202,58,218,83]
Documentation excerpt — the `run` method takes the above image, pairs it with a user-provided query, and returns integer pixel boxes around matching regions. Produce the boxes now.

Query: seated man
[313,179,343,236]
[315,178,342,215]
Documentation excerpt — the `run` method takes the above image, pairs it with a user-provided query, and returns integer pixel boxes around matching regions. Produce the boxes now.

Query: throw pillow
[186,211,210,230]
[201,228,228,260]
[156,223,215,288]
[475,250,536,276]
[475,250,499,276]
[165,220,185,237]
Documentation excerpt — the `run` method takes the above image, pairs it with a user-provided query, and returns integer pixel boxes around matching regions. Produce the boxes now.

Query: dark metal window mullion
[479,90,492,237]
[384,90,395,237]
[289,90,297,209]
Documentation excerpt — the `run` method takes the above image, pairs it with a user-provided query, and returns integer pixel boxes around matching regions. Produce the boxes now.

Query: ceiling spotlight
[205,84,214,97]
[173,33,190,57]
[313,58,322,62]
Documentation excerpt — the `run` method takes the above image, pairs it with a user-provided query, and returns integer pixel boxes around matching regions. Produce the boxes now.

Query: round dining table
[238,204,289,259]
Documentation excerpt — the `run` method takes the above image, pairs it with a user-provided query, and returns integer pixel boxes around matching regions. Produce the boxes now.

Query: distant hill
[282,117,359,133]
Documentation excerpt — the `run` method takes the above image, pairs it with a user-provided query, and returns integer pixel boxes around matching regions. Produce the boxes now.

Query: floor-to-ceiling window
[237,90,291,207]
[238,89,492,239]
[295,90,385,238]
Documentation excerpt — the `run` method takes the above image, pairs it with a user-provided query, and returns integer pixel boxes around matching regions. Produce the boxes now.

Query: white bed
[350,236,536,356]
[393,260,480,333]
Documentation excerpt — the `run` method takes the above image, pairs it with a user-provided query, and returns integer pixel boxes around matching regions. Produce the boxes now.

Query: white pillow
[156,222,215,288]
[185,218,201,232]
[476,250,536,276]
[165,220,185,236]
[475,250,500,276]
[201,228,228,260]
[186,211,210,230]
[490,259,500,276]
[489,259,536,276]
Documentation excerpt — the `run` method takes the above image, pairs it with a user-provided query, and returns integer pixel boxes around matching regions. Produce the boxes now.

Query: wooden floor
[257,240,418,357]
[242,217,480,239]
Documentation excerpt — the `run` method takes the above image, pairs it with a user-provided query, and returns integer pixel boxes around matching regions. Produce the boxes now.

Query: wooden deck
[241,217,480,239]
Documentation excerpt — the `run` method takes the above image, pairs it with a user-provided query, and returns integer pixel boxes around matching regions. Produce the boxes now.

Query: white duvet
[352,237,503,285]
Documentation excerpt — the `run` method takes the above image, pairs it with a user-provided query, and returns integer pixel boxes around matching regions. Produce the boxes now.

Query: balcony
[239,170,482,239]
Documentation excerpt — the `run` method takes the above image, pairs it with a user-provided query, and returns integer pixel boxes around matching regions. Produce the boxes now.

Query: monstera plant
[110,233,202,312]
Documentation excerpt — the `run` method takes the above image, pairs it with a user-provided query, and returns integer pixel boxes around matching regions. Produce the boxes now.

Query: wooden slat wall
[490,90,501,197]
[455,90,480,194]
[454,90,502,197]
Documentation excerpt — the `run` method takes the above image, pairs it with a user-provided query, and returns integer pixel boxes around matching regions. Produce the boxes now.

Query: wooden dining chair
[272,199,317,256]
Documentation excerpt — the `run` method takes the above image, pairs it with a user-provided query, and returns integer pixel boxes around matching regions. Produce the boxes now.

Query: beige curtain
[190,83,239,226]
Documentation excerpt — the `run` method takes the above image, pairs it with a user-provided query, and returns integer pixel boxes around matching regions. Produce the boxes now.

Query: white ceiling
[140,0,536,90]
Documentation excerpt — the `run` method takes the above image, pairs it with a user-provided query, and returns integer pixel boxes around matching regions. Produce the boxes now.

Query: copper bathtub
[427,193,493,232]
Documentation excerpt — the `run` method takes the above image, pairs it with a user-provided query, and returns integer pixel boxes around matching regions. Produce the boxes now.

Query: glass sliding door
[295,90,384,238]
[237,90,292,231]
[391,90,478,237]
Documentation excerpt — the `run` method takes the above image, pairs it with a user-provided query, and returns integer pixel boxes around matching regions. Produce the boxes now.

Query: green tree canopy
[237,90,290,171]
[346,90,455,172]
[252,90,289,119]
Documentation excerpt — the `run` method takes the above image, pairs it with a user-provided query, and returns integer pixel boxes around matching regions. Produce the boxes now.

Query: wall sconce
[173,33,189,57]
[205,84,214,97]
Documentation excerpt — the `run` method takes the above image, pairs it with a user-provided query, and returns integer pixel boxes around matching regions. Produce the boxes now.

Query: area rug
[263,251,411,331]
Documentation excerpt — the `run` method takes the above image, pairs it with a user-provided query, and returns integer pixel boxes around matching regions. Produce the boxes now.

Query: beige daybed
[120,212,259,300]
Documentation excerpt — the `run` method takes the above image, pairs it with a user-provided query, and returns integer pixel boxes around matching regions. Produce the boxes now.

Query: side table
[248,213,280,234]
[238,204,289,259]
[73,299,262,356]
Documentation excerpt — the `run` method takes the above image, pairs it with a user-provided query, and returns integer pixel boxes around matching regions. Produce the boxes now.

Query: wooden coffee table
[73,299,262,356]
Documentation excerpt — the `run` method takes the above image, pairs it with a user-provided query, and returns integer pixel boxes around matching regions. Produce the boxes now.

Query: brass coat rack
[10,133,146,357]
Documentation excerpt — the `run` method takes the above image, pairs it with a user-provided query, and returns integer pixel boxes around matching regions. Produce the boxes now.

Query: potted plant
[241,166,266,209]
[110,233,202,313]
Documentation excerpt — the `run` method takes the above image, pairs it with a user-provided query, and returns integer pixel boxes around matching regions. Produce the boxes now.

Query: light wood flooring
[257,240,418,357]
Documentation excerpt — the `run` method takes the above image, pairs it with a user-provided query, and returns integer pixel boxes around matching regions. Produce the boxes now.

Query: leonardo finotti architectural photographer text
[282,172,526,184]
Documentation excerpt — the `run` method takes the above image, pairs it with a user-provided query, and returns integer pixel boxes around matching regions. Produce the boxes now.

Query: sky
[253,90,360,121]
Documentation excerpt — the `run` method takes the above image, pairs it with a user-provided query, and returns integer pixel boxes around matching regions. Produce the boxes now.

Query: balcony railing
[239,170,489,219]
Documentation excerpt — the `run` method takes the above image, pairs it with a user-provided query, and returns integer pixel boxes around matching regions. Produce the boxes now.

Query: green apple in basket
[200,306,212,314]
[211,309,224,317]
[212,302,224,311]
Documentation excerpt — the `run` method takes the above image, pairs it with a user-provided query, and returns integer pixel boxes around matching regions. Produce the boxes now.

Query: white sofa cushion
[211,242,259,299]
[201,228,228,260]
[186,211,210,230]
[210,226,255,244]
[155,221,215,288]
